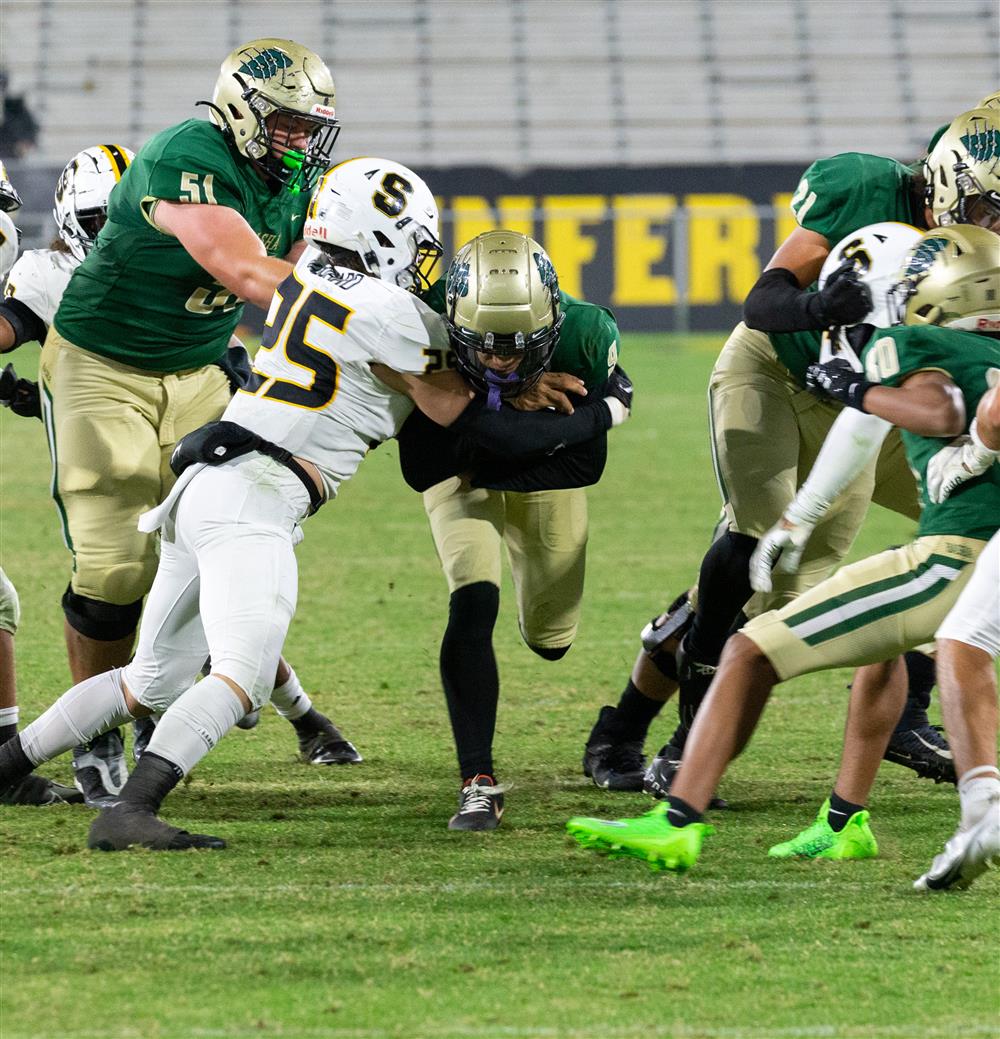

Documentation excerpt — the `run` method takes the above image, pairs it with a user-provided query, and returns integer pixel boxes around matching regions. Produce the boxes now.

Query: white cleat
[914,797,1000,892]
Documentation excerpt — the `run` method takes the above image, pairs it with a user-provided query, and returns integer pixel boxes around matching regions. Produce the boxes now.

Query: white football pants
[123,454,311,712]
[936,529,1000,659]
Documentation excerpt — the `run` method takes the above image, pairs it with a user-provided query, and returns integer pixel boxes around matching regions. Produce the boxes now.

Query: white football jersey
[223,251,448,500]
[4,247,78,328]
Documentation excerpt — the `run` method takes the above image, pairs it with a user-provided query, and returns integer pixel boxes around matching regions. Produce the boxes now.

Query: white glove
[925,419,1000,503]
[749,491,830,594]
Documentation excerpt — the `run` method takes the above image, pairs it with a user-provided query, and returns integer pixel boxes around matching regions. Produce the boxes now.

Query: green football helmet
[205,38,339,194]
[924,107,1000,231]
[888,225,1000,332]
[446,230,563,407]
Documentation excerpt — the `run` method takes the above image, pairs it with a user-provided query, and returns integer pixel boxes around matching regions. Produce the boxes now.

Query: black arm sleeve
[396,408,478,492]
[473,434,607,492]
[0,298,48,350]
[743,268,826,333]
[450,394,612,456]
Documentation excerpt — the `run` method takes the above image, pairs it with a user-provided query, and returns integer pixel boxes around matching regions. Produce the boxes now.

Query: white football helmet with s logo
[303,158,442,292]
[0,159,21,213]
[817,221,924,366]
[53,144,135,262]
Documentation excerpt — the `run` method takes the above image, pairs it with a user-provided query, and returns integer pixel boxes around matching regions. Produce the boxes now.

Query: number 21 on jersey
[245,272,354,410]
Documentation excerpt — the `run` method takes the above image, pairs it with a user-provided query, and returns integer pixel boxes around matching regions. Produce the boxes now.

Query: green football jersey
[859,324,1000,541]
[55,119,310,373]
[422,279,619,392]
[770,153,925,386]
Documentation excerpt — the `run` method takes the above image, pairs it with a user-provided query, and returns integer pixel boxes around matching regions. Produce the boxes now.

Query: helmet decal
[904,235,950,279]
[533,250,559,296]
[446,257,471,305]
[238,47,293,81]
[960,127,1000,164]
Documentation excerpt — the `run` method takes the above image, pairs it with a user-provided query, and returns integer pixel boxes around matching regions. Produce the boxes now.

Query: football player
[396,230,627,830]
[567,224,1000,874]
[584,106,1000,796]
[915,347,1000,890]
[31,41,360,804]
[0,177,82,805]
[0,159,631,850]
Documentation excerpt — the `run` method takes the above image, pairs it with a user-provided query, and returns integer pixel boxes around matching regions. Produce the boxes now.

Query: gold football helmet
[205,38,339,193]
[976,90,1000,110]
[924,107,1000,230]
[889,225,1000,332]
[445,230,564,405]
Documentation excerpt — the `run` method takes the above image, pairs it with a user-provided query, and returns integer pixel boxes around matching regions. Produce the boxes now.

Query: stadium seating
[2,0,995,168]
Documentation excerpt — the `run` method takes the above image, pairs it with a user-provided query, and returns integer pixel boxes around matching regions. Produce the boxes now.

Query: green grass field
[1,335,997,1039]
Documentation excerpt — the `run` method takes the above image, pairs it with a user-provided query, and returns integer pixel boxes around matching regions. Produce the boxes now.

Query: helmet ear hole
[373,230,393,248]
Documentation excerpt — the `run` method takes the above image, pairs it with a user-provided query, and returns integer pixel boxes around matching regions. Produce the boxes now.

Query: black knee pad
[529,644,570,661]
[62,585,142,641]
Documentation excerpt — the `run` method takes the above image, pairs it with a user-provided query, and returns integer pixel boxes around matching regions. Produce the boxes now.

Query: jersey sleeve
[3,251,55,330]
[142,129,246,214]
[553,299,621,392]
[369,292,447,373]
[790,154,873,244]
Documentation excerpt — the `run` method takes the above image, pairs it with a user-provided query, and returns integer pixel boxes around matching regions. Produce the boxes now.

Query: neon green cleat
[566,803,714,873]
[768,799,878,861]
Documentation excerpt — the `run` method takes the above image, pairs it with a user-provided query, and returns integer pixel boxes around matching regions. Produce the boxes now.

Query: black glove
[605,364,633,412]
[805,358,874,411]
[814,262,872,326]
[0,362,41,419]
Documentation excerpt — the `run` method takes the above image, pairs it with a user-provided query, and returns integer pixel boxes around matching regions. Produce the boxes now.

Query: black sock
[290,707,332,735]
[440,582,500,779]
[605,680,664,742]
[117,752,183,814]
[0,722,17,745]
[683,531,757,664]
[827,790,864,832]
[897,651,936,730]
[665,795,703,827]
[0,734,33,788]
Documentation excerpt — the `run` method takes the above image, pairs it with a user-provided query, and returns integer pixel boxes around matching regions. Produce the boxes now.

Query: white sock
[0,706,18,728]
[270,666,312,720]
[144,675,245,775]
[958,767,1000,831]
[19,669,132,766]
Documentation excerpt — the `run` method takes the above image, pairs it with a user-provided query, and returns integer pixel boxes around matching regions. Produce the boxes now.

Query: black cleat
[87,802,226,851]
[884,724,956,784]
[297,719,363,765]
[0,773,85,806]
[73,729,128,807]
[582,706,646,791]
[448,774,506,831]
[643,741,729,809]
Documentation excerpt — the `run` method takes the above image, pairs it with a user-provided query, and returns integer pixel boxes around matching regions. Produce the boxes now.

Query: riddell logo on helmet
[311,103,336,118]
[977,317,1000,330]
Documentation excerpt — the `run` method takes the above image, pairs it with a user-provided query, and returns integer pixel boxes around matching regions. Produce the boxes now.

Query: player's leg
[917,532,1000,890]
[39,331,170,803]
[569,537,985,872]
[759,537,983,861]
[423,476,506,830]
[89,457,308,851]
[869,431,954,780]
[0,522,210,805]
[0,568,83,805]
[269,657,362,765]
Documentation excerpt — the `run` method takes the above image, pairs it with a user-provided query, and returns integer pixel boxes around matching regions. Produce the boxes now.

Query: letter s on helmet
[205,38,340,194]
[303,157,442,292]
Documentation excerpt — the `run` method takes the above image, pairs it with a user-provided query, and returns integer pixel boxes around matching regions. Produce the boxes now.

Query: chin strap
[484,369,519,411]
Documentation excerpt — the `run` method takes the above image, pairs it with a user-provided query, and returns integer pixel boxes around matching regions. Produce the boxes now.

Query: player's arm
[152,202,293,309]
[0,297,46,352]
[926,376,1000,503]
